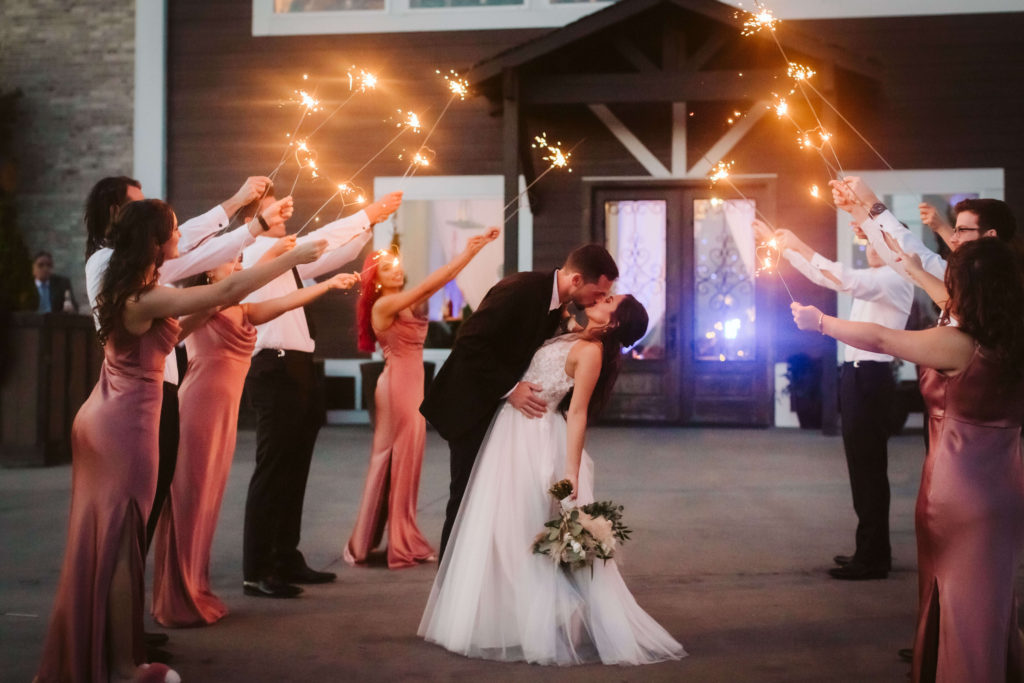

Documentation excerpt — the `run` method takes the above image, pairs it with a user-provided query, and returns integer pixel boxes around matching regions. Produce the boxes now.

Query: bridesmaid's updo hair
[356,247,397,353]
[941,237,1024,379]
[575,294,649,415]
[95,199,176,346]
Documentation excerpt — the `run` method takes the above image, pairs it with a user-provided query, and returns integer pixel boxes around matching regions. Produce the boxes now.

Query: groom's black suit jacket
[421,270,561,442]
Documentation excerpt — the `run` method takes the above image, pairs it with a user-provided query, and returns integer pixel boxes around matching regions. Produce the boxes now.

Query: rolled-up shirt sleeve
[157,225,255,285]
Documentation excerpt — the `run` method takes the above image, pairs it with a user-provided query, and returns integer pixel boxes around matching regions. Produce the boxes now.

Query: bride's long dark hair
[560,294,649,416]
[95,199,175,345]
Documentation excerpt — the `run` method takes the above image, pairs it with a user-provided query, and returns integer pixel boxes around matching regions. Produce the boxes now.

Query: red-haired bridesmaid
[344,228,499,569]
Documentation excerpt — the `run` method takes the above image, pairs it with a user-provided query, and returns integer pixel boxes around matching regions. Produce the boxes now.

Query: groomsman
[421,244,619,559]
[240,189,402,598]
[756,219,912,580]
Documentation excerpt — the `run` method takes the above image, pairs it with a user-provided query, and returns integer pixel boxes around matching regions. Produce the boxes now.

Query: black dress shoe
[145,631,170,646]
[898,647,913,662]
[281,564,337,584]
[833,554,854,566]
[243,577,303,598]
[829,562,888,580]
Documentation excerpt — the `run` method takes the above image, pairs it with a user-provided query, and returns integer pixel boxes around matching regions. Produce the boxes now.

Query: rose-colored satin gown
[152,307,255,627]
[37,318,179,683]
[914,347,1024,682]
[345,312,436,569]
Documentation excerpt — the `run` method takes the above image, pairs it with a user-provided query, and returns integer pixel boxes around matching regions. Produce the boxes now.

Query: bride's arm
[564,340,602,499]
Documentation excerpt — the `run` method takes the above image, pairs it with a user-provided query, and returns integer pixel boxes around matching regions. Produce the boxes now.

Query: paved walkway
[0,425,1003,681]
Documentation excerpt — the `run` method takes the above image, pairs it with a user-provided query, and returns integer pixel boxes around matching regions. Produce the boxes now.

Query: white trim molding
[253,0,615,36]
[133,1,167,198]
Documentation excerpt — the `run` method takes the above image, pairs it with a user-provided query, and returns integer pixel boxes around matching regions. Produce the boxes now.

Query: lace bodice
[519,335,576,408]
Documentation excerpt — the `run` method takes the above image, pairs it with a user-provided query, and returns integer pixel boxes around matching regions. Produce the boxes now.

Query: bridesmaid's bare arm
[246,272,359,326]
[177,308,219,341]
[122,240,326,336]
[791,303,975,373]
[371,228,499,333]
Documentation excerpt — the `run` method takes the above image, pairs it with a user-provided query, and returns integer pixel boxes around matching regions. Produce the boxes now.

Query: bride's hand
[563,473,579,504]
[508,381,546,418]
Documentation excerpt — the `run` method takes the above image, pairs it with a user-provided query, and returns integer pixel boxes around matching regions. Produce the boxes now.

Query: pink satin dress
[345,312,436,569]
[152,306,256,627]
[914,346,1024,682]
[37,318,179,682]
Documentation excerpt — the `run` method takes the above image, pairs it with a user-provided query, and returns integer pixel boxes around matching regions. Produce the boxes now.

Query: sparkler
[293,181,367,237]
[502,135,577,223]
[737,2,779,36]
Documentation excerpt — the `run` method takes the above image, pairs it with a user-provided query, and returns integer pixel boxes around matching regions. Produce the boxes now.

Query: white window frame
[253,0,615,36]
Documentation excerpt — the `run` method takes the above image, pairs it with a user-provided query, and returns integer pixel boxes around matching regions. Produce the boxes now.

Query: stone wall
[0,0,134,303]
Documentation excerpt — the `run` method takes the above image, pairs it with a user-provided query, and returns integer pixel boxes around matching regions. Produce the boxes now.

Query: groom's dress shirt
[861,209,947,281]
[85,204,242,385]
[241,210,371,354]
[784,249,913,362]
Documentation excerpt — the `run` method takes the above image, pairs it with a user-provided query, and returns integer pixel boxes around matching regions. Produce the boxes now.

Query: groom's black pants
[438,416,494,560]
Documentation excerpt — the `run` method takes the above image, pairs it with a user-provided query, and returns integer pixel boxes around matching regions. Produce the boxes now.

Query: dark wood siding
[168,2,1024,366]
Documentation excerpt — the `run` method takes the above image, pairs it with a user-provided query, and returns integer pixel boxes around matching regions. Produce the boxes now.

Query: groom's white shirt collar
[550,269,561,311]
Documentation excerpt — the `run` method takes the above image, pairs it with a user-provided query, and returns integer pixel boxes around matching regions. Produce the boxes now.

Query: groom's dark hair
[564,244,618,283]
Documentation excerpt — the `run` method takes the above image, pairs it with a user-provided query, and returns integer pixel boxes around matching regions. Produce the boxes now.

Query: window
[255,0,616,35]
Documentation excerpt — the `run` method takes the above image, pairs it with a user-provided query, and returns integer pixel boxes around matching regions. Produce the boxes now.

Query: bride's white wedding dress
[418,335,686,665]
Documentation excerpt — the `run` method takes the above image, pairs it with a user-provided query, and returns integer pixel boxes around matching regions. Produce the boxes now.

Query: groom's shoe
[280,563,336,584]
[833,554,854,566]
[829,561,888,580]
[243,576,303,598]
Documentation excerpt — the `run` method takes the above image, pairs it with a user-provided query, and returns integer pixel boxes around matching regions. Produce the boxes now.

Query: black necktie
[291,267,317,341]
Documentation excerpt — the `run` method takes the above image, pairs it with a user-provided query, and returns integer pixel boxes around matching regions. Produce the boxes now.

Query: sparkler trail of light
[502,136,579,223]
[702,154,795,300]
[268,84,322,181]
[293,181,368,236]
[358,248,401,280]
[736,1,780,36]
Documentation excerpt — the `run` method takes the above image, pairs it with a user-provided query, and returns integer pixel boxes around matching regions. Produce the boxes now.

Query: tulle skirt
[418,403,686,665]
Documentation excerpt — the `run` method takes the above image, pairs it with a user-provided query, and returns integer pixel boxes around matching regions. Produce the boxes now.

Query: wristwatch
[257,213,271,231]
[868,202,887,219]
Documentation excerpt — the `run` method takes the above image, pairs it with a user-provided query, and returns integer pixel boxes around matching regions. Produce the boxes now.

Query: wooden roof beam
[523,69,780,105]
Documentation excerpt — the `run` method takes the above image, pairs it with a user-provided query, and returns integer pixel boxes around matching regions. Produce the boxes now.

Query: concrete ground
[2,425,1007,682]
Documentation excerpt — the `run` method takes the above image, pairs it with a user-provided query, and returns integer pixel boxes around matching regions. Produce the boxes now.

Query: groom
[422,244,619,559]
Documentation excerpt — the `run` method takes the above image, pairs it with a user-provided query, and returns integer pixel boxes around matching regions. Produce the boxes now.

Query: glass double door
[593,181,774,426]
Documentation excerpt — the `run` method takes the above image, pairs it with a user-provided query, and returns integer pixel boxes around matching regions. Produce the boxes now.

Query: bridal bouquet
[531,479,632,570]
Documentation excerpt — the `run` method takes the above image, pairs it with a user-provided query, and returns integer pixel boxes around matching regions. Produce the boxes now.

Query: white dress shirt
[85,204,243,384]
[862,209,947,281]
[784,249,914,362]
[242,210,372,354]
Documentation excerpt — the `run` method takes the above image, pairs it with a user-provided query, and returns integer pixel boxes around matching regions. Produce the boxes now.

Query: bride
[418,294,686,666]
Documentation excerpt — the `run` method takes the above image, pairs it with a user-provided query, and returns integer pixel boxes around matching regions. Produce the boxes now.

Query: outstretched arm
[247,272,359,326]
[372,227,500,331]
[562,340,602,499]
[124,240,326,335]
[920,202,954,250]
[791,302,973,373]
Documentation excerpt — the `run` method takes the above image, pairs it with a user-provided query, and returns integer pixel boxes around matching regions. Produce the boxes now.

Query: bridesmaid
[791,237,1024,683]
[36,199,325,683]
[151,238,359,627]
[344,227,500,569]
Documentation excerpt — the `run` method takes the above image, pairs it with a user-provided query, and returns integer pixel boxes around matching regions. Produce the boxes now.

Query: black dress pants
[147,381,179,550]
[242,349,324,581]
[840,361,894,567]
[438,414,494,560]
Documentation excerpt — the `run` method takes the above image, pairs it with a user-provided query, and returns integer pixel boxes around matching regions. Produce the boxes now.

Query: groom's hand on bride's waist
[509,381,546,419]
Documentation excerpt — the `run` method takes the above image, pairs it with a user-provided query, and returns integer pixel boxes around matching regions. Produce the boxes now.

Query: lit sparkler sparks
[738,2,780,36]
[399,147,436,169]
[708,160,734,185]
[436,69,469,100]
[348,67,378,93]
[787,62,816,82]
[295,89,322,113]
[531,134,572,172]
[395,109,422,133]
[809,184,820,199]
[771,94,789,118]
